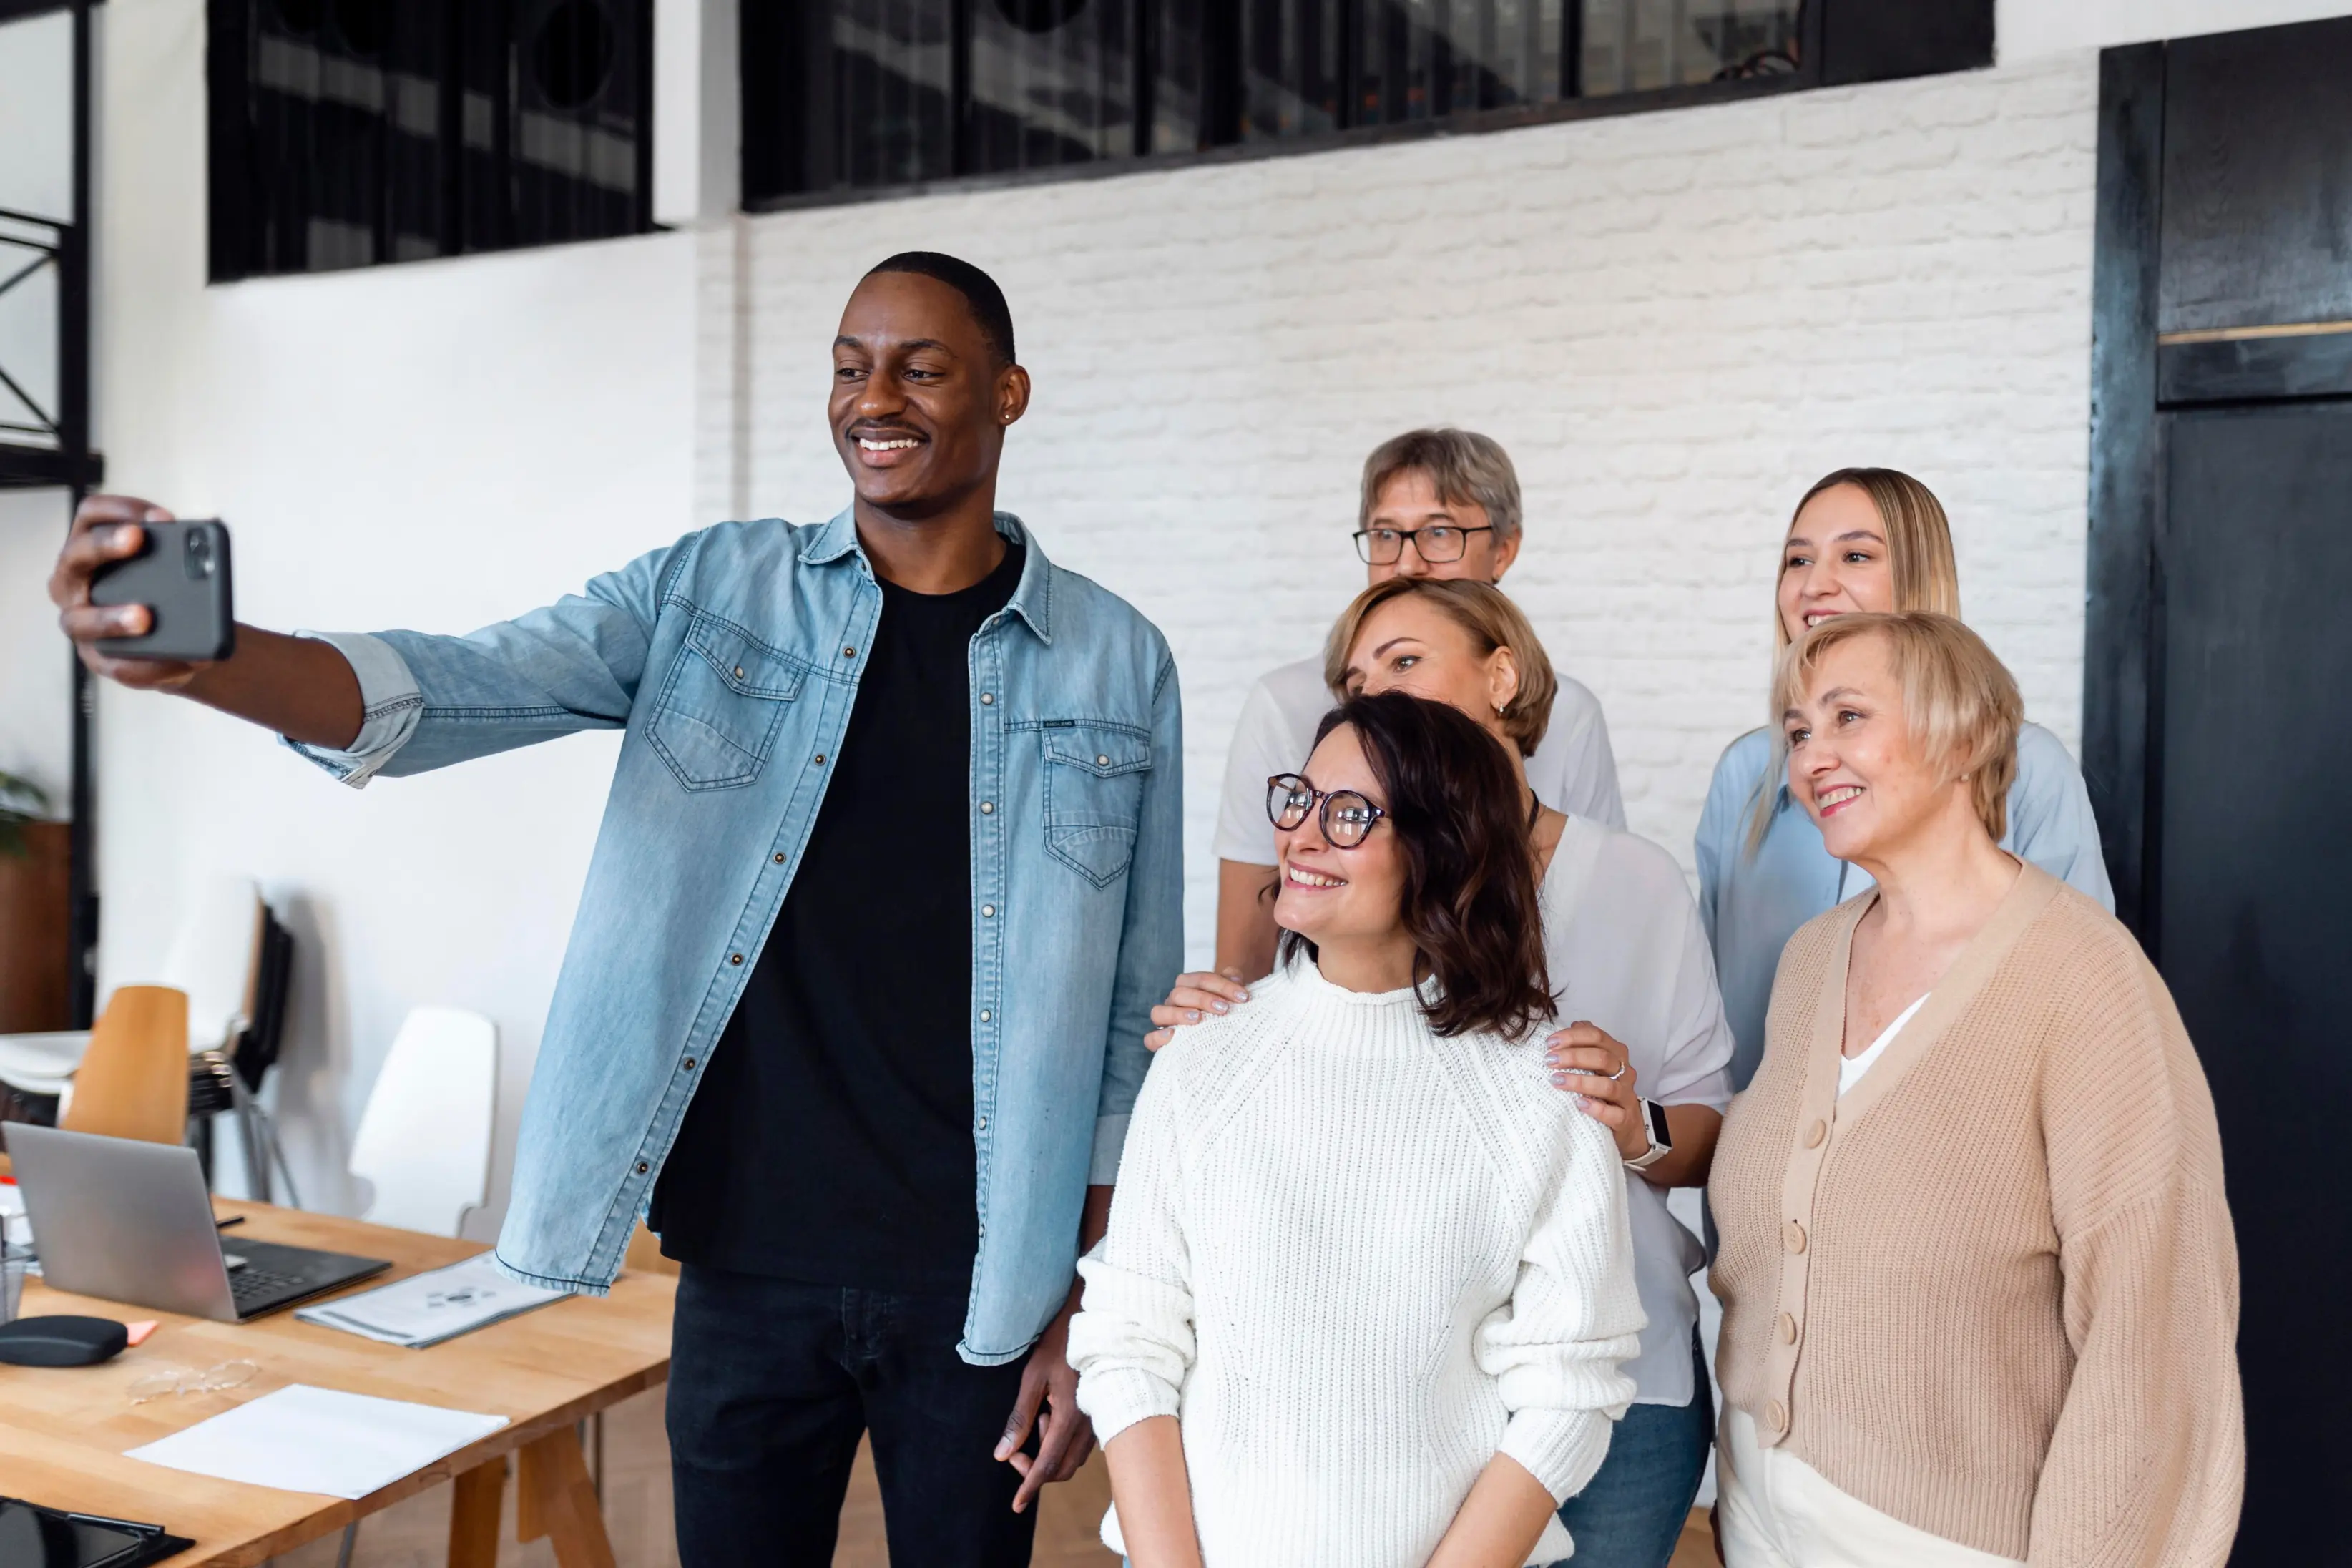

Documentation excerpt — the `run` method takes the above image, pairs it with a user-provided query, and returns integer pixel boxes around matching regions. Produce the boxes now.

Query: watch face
[1646,1099,1673,1150]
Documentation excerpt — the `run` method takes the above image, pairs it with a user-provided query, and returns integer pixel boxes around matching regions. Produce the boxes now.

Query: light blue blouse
[1695,722,2115,1092]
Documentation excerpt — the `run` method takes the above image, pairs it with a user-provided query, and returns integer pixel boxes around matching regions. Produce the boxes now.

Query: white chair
[0,872,263,1101]
[348,1007,497,1238]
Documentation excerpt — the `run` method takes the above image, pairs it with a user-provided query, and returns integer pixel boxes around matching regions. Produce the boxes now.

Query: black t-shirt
[650,542,1026,1292]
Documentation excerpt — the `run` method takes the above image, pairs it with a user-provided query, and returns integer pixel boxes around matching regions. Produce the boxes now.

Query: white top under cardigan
[1068,959,1645,1567]
[1538,814,1736,1406]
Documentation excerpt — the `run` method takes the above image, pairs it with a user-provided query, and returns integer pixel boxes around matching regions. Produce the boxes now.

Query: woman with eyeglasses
[1070,691,1643,1567]
[1695,468,2112,1092]
[1150,577,1733,1568]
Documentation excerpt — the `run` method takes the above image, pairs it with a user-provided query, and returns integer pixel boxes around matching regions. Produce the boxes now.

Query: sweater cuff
[1073,1364,1180,1446]
[1499,1408,1617,1503]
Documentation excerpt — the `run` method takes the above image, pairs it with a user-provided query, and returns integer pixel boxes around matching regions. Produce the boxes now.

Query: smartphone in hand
[89,519,235,662]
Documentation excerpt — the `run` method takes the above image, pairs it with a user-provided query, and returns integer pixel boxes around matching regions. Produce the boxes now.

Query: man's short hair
[1358,428,1523,544]
[866,252,1016,367]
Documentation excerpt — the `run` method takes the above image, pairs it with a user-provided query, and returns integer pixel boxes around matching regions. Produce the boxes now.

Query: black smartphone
[89,519,235,662]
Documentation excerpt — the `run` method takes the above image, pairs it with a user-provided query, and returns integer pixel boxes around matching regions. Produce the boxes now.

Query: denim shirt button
[635,1161,649,1174]
[773,852,785,863]
[979,692,994,705]
[730,953,744,965]
[980,801,994,814]
[981,904,996,917]
[842,645,856,658]
[975,1115,989,1132]
[682,1057,697,1070]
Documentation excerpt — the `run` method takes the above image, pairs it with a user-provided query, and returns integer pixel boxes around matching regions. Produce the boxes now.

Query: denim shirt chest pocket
[1034,719,1152,887]
[647,610,813,790]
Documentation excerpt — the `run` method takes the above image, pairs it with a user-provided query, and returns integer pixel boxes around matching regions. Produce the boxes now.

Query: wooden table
[0,1195,674,1567]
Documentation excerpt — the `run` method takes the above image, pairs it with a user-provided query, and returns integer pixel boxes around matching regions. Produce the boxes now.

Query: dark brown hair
[1279,692,1554,1040]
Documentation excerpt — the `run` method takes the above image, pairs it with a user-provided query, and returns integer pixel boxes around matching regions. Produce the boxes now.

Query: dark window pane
[1579,0,1799,97]
[209,0,651,281]
[1239,0,1340,140]
[1148,0,1211,152]
[968,0,1138,174]
[832,0,955,187]
[740,0,1836,204]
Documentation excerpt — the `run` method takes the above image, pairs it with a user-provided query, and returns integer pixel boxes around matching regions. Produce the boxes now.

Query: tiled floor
[273,1388,1717,1566]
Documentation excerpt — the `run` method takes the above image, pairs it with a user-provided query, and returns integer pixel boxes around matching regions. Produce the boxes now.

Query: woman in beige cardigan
[1708,612,2242,1567]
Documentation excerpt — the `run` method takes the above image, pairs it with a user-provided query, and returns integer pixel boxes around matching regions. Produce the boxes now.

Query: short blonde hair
[1320,577,1557,758]
[1773,612,2022,842]
[1778,468,1962,647]
[1361,428,1523,544]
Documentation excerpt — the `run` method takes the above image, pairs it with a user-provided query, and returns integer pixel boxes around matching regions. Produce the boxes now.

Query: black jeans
[667,1264,1039,1567]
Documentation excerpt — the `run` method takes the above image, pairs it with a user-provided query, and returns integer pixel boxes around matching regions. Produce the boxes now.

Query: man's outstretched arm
[53,496,365,748]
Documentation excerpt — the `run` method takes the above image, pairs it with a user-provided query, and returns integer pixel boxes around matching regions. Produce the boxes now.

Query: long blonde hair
[1748,468,1965,850]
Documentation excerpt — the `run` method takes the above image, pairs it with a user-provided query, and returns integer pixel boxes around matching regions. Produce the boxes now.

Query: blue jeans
[1551,1331,1712,1568]
[666,1265,1039,1567]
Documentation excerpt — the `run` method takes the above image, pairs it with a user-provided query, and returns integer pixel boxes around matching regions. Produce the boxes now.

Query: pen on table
[215,1215,245,1230]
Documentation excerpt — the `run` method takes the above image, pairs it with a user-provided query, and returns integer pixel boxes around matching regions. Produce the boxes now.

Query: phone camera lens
[185,530,215,579]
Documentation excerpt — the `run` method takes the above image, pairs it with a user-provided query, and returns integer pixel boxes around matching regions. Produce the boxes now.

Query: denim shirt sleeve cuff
[1088,1113,1130,1185]
[279,630,425,788]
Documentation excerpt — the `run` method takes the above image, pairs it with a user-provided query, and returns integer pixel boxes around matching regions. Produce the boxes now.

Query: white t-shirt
[1211,655,1626,865]
[1539,815,1735,1406]
[1838,994,1929,1099]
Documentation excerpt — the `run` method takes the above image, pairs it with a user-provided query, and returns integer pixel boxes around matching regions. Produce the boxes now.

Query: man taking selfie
[50,253,1181,1566]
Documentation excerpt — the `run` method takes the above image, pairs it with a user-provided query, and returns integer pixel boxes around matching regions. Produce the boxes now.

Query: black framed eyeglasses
[1352,524,1495,565]
[1266,774,1387,848]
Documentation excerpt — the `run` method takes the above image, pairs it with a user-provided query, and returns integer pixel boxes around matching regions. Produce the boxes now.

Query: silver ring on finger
[1607,1059,1627,1082]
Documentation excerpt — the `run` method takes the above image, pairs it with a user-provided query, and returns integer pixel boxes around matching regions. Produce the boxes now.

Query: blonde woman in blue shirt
[1695,469,2114,1091]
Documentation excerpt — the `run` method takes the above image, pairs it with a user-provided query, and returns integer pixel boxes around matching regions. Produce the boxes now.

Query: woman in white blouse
[1072,690,1643,1566]
[1151,578,1735,1568]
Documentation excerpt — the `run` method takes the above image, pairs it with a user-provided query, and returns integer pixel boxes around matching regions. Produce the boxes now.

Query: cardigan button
[1803,1119,1826,1149]
[1765,1399,1788,1436]
[1776,1312,1798,1345]
[1783,1220,1807,1254]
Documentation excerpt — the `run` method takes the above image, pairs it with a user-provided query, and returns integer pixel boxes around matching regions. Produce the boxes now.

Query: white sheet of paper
[124,1383,508,1499]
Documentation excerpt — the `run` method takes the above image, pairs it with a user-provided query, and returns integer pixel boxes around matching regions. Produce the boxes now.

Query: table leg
[516,1426,618,1568]
[448,1457,506,1568]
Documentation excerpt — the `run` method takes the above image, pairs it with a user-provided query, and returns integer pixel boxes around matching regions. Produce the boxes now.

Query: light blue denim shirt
[1695,722,2113,1092]
[290,511,1182,1364]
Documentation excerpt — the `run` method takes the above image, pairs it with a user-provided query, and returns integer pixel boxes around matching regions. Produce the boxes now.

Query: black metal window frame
[742,0,1994,212]
[205,0,659,283]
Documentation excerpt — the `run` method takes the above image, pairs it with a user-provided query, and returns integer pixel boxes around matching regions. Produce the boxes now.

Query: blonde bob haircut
[1321,577,1557,759]
[1778,468,1962,647]
[1773,611,2024,843]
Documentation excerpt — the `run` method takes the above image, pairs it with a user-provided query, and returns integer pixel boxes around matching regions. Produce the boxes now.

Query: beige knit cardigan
[1710,863,2244,1565]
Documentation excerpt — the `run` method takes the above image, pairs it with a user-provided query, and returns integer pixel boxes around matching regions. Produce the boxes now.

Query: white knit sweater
[1069,959,1645,1566]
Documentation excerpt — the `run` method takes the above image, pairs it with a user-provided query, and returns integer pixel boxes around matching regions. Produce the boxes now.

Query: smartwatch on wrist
[1622,1098,1674,1172]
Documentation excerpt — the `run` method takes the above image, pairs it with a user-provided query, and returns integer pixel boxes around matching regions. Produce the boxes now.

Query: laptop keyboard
[229,1266,311,1308]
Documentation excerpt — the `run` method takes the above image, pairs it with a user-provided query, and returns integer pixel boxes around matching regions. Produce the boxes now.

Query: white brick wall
[715,53,2102,964]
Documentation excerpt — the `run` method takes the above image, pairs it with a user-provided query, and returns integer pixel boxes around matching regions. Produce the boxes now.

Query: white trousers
[1715,1408,2026,1568]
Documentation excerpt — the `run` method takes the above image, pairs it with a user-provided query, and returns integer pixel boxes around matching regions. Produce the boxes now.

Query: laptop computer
[3,1124,389,1323]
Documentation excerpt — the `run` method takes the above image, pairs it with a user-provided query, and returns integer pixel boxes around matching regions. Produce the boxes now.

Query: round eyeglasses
[1352,524,1494,565]
[1266,773,1387,848]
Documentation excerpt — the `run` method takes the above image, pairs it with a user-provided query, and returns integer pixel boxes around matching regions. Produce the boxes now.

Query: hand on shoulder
[1145,967,1258,1051]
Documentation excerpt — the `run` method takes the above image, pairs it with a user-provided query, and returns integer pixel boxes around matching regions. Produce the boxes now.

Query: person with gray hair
[1205,428,1625,982]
